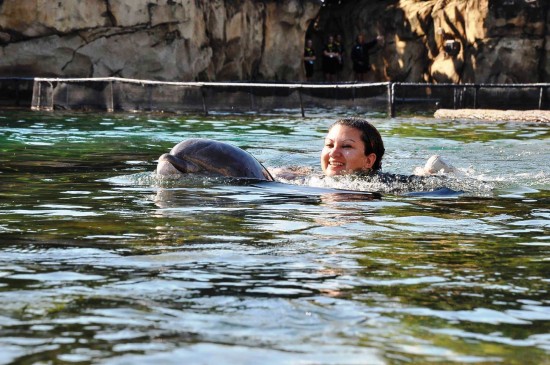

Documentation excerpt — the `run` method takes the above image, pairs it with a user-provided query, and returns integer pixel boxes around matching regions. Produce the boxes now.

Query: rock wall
[312,0,549,83]
[0,0,547,83]
[0,0,319,81]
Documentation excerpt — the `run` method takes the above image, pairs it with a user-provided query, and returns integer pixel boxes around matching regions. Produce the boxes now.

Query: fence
[4,77,548,116]
[30,77,391,116]
[389,83,550,116]
[0,77,34,108]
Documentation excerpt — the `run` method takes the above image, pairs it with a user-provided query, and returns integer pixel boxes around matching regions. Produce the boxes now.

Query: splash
[276,168,496,197]
[106,163,546,199]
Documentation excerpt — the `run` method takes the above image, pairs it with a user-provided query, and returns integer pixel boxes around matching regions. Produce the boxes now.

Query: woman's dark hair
[329,118,385,171]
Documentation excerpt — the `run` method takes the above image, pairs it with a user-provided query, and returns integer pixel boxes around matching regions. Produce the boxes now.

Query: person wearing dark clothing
[323,35,339,82]
[303,39,316,81]
[351,34,383,81]
[334,34,344,79]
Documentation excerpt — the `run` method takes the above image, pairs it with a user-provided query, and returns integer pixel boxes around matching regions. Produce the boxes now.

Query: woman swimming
[321,118,384,176]
[271,117,456,189]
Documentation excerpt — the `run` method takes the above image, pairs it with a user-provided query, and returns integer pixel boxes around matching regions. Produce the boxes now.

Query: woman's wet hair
[329,118,385,171]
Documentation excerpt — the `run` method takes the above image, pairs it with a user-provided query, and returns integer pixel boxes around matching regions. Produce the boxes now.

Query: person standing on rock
[335,34,345,80]
[323,35,339,82]
[351,33,384,82]
[303,39,316,82]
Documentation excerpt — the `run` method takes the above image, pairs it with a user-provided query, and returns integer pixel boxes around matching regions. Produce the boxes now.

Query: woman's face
[321,124,376,176]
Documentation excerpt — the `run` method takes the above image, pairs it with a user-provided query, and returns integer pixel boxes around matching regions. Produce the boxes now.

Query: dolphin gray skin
[156,138,274,181]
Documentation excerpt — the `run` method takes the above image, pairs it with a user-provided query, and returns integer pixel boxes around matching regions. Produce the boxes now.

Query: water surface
[0,110,549,364]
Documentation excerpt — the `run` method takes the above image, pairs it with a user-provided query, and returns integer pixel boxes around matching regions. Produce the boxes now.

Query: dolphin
[156,138,274,181]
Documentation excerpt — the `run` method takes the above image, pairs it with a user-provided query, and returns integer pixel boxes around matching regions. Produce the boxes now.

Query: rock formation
[312,0,549,83]
[434,108,550,122]
[0,0,548,83]
[0,0,320,81]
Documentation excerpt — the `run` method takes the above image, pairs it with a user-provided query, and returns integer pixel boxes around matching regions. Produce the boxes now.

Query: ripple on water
[1,111,549,364]
[8,272,105,282]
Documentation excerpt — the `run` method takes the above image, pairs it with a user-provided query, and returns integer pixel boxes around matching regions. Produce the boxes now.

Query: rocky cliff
[0,0,548,83]
[0,0,319,81]
[313,0,549,83]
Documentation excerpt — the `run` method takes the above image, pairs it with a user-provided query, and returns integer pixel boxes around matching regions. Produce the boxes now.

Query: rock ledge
[434,109,550,123]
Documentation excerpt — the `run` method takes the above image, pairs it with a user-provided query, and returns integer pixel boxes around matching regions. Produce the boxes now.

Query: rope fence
[1,77,549,116]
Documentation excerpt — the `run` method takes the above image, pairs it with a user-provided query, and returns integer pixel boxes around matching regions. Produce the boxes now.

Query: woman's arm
[270,166,314,181]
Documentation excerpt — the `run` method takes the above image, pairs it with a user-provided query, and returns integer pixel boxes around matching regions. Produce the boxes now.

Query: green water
[0,110,549,364]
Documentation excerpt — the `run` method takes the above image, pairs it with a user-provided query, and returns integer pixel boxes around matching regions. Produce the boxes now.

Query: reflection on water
[0,110,549,364]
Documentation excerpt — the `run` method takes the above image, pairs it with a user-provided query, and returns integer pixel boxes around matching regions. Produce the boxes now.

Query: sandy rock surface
[434,109,550,122]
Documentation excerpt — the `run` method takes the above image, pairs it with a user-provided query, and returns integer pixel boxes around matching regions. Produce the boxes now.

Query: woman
[321,118,384,176]
[272,117,453,182]
[271,118,385,180]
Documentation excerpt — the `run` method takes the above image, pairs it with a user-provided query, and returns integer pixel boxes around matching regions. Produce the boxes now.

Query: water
[0,110,549,364]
